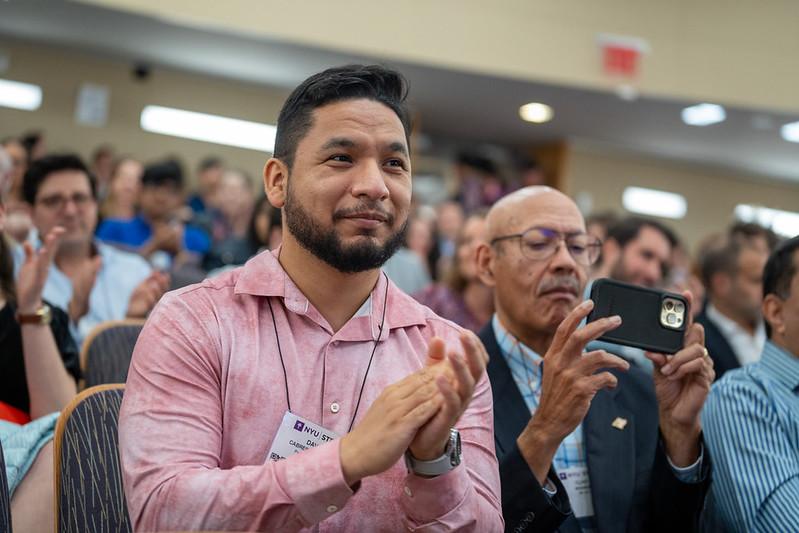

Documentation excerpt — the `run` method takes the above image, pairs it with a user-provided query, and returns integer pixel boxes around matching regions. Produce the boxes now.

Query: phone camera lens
[665,301,674,311]
[675,303,684,313]
[666,313,677,325]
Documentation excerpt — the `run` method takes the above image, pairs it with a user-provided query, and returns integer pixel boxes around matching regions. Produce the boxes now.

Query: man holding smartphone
[475,186,714,532]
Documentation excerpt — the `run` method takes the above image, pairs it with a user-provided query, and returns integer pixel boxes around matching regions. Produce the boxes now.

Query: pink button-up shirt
[119,249,503,532]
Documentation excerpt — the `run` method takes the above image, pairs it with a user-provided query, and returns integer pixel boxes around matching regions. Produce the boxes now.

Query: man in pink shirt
[119,65,503,532]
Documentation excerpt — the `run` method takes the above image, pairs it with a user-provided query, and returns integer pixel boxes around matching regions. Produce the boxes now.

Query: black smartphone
[587,278,688,354]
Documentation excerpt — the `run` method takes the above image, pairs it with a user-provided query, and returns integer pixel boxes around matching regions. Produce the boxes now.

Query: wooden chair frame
[78,319,145,390]
[52,384,126,533]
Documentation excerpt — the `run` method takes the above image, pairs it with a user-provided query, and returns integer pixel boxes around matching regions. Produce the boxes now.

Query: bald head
[486,186,585,241]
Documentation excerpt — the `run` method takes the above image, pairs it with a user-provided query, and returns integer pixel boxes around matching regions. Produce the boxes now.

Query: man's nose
[351,160,389,200]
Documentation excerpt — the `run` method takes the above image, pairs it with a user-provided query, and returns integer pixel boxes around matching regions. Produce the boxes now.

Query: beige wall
[566,146,799,250]
[0,39,288,187]
[83,0,799,113]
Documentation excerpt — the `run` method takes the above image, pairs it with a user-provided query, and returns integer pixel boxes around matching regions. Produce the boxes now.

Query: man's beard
[283,186,408,274]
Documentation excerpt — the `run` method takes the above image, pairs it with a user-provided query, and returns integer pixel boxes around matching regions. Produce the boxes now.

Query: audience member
[96,159,211,269]
[589,216,679,370]
[476,187,712,532]
[1,174,79,531]
[702,235,799,532]
[250,194,283,251]
[90,144,115,199]
[119,64,502,532]
[22,154,168,345]
[1,137,33,243]
[729,221,781,253]
[697,236,768,380]
[187,156,224,215]
[455,153,505,213]
[100,156,143,221]
[515,157,546,188]
[202,169,257,270]
[435,200,465,265]
[414,212,493,332]
[585,210,619,278]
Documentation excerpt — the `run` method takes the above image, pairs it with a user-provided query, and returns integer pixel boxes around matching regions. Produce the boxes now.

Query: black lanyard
[267,273,389,433]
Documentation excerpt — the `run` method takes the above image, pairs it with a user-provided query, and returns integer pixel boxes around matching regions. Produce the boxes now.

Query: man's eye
[385,159,406,169]
[525,240,551,251]
[328,155,352,163]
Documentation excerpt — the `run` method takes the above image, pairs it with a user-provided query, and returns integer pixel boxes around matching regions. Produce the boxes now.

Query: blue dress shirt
[702,340,799,532]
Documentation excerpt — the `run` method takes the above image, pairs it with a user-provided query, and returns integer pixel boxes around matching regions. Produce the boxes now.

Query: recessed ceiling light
[519,102,553,123]
[140,105,276,152]
[0,78,42,111]
[781,121,799,143]
[681,103,726,126]
[622,186,687,219]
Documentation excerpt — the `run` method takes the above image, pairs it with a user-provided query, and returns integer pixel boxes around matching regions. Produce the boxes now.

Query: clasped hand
[340,331,488,486]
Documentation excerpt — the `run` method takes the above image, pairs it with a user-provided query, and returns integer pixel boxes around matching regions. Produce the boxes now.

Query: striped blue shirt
[702,340,799,532]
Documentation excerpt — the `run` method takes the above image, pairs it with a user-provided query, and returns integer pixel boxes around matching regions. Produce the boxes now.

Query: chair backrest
[0,440,11,533]
[80,320,145,388]
[53,384,131,533]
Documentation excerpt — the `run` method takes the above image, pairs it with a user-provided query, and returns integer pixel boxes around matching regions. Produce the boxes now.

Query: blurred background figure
[664,238,705,318]
[97,159,210,271]
[90,144,115,200]
[382,211,432,295]
[99,156,143,221]
[585,210,620,278]
[697,231,771,380]
[0,137,33,243]
[20,131,46,163]
[413,211,493,332]
[434,200,465,276]
[188,156,224,215]
[203,168,257,270]
[515,157,546,188]
[454,153,506,214]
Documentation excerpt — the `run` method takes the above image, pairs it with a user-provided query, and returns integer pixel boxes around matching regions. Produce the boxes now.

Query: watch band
[16,304,52,326]
[405,428,462,476]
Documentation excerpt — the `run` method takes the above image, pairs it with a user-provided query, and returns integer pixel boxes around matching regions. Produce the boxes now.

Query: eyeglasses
[490,226,602,266]
[36,192,94,211]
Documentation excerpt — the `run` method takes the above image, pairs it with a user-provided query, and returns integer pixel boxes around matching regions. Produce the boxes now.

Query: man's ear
[264,158,289,208]
[476,243,497,288]
[763,294,785,337]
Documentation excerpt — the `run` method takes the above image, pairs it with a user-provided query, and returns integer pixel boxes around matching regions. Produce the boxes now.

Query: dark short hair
[23,153,96,204]
[606,216,678,250]
[273,64,411,170]
[699,237,742,290]
[142,160,184,190]
[198,156,223,173]
[729,221,782,251]
[762,235,799,338]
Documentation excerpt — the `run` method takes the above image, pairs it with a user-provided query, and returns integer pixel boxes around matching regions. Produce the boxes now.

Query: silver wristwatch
[405,428,462,476]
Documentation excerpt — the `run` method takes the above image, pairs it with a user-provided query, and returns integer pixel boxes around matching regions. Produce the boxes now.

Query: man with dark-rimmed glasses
[475,186,713,532]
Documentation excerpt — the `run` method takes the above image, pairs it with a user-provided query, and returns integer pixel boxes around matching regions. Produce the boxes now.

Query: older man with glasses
[475,186,713,532]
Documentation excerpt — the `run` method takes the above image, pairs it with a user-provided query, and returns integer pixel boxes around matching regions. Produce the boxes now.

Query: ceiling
[1,1,798,183]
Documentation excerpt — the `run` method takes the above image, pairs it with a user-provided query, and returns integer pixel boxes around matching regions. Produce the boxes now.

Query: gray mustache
[538,276,580,295]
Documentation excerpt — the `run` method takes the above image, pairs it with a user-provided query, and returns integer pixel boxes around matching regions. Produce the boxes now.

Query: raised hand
[67,254,102,322]
[408,332,488,461]
[645,291,714,466]
[339,368,443,486]
[517,300,630,483]
[16,226,65,314]
[126,271,170,318]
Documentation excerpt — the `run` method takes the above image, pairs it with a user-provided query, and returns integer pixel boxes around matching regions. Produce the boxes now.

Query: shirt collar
[761,341,799,392]
[234,247,429,338]
[706,303,765,341]
[492,314,544,365]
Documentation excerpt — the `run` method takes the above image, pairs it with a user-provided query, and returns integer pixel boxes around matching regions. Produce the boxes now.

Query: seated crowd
[1,63,797,532]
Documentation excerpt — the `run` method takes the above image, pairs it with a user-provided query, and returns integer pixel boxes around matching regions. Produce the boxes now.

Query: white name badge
[557,466,595,520]
[267,411,340,462]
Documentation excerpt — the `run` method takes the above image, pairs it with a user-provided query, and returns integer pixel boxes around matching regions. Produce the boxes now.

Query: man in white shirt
[697,236,769,379]
[21,154,168,345]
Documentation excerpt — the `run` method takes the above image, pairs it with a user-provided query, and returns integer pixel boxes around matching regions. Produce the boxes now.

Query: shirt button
[327,504,338,513]
[330,402,340,414]
[404,486,412,497]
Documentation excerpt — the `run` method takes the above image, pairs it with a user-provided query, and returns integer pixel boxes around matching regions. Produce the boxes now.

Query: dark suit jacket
[480,322,710,533]
[695,311,740,381]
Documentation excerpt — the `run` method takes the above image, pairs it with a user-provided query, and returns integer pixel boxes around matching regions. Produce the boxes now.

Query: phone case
[587,278,688,354]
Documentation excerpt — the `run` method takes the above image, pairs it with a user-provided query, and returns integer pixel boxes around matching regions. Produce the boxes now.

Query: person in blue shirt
[97,160,210,268]
[702,235,799,532]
